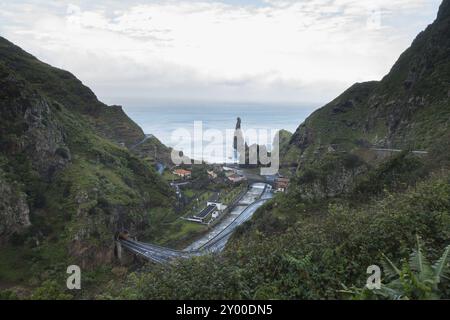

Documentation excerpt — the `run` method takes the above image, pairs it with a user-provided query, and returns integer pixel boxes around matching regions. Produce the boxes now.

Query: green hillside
[0,0,449,301]
[0,37,145,147]
[0,37,179,297]
[104,1,450,300]
[282,0,450,165]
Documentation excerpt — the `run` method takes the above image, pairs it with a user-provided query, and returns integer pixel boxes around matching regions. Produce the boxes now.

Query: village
[162,163,290,227]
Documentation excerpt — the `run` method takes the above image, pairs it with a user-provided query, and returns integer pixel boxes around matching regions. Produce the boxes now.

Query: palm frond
[432,245,450,284]
[409,235,433,278]
[381,253,401,279]
[282,252,312,270]
[376,284,404,300]
[441,275,450,281]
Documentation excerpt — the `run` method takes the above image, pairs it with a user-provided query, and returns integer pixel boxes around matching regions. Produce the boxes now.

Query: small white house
[207,202,227,211]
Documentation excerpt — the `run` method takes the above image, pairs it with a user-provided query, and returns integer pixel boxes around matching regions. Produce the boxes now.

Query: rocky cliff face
[295,163,368,201]
[283,0,450,167]
[0,64,70,179]
[0,63,70,243]
[0,39,174,270]
[132,134,175,168]
[0,173,30,245]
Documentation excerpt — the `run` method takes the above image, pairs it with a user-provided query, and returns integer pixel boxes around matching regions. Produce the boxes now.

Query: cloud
[0,0,442,105]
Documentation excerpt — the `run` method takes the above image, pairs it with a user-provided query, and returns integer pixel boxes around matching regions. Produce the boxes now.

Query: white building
[207,202,227,211]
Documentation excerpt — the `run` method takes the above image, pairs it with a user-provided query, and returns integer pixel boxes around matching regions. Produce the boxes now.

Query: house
[222,166,236,172]
[192,205,217,223]
[275,177,290,193]
[227,173,246,183]
[173,169,191,179]
[189,202,226,224]
[207,170,217,179]
[190,204,219,224]
[225,171,235,178]
[207,201,227,211]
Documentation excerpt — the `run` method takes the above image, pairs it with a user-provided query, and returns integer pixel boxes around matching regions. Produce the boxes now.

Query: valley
[0,0,449,301]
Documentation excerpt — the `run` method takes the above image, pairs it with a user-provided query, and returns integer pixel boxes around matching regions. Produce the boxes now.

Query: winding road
[119,183,273,263]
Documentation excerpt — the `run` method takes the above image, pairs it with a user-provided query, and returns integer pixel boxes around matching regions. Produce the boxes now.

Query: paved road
[130,134,154,150]
[119,183,273,263]
[198,196,271,253]
[370,148,428,155]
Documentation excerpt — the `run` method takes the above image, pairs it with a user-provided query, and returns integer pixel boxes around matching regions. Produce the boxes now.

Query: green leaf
[381,253,401,279]
[432,245,450,284]
[409,235,433,279]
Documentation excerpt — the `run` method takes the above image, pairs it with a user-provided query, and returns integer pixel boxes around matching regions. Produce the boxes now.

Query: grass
[152,183,246,248]
[183,189,196,198]
[0,39,179,299]
[162,170,179,182]
[220,185,245,205]
[0,246,33,284]
[158,220,207,248]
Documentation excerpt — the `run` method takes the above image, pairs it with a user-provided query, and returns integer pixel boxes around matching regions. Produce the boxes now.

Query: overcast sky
[0,0,443,107]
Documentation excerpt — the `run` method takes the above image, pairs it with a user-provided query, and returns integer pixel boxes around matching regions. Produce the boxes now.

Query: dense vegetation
[100,148,449,299]
[99,1,450,300]
[0,36,180,297]
[282,0,450,165]
[345,236,450,300]
[1,0,449,300]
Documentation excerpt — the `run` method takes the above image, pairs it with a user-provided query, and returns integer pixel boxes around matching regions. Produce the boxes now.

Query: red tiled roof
[173,169,191,175]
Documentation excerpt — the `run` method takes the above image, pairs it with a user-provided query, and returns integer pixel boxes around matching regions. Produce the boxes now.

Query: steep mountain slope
[132,134,176,168]
[105,1,450,301]
[0,38,177,291]
[282,0,450,166]
[0,37,144,147]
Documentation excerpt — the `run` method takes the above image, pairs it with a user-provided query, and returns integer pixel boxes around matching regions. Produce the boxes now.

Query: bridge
[117,183,273,263]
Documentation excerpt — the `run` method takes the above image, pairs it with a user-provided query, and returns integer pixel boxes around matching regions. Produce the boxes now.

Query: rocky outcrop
[132,134,175,168]
[233,117,245,154]
[297,166,368,200]
[67,185,162,268]
[289,123,315,152]
[0,173,30,244]
[232,117,274,167]
[0,66,70,181]
[0,65,71,244]
[294,153,369,200]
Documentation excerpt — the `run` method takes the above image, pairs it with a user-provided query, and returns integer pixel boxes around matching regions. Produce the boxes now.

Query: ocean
[124,102,318,163]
